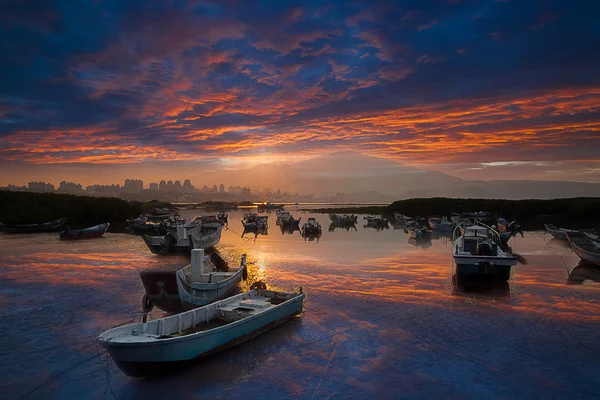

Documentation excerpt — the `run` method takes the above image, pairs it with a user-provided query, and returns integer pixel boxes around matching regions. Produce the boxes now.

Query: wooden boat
[0,217,68,233]
[566,232,600,266]
[139,250,247,313]
[98,285,305,377]
[428,216,454,232]
[59,223,109,240]
[143,223,222,254]
[452,221,518,281]
[544,224,579,241]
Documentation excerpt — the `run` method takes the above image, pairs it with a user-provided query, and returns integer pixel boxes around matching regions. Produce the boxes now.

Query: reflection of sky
[1,216,599,398]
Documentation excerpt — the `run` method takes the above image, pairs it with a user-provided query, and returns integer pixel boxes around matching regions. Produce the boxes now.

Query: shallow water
[1,209,599,399]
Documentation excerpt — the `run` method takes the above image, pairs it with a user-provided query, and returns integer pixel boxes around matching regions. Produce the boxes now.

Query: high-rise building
[212,184,218,192]
[58,181,83,193]
[183,179,193,193]
[28,181,55,192]
[219,184,225,193]
[149,182,159,191]
[123,179,143,193]
[174,180,182,192]
[159,180,167,192]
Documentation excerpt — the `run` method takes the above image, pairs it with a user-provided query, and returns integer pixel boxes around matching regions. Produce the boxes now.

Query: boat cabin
[456,225,499,256]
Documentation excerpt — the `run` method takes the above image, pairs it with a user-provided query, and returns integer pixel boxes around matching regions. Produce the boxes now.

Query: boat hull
[0,218,67,233]
[59,223,109,240]
[567,234,600,266]
[102,295,304,377]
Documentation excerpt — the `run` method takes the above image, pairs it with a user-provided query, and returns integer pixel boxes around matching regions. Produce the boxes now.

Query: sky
[1,0,599,187]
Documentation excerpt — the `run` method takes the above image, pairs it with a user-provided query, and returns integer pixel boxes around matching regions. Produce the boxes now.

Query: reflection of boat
[406,222,431,239]
[407,237,432,249]
[544,224,579,241]
[567,232,600,266]
[59,222,110,240]
[428,216,455,232]
[452,274,511,295]
[280,224,300,235]
[140,250,247,313]
[242,225,268,239]
[143,223,222,254]
[0,217,68,233]
[330,214,358,225]
[328,222,357,232]
[452,222,518,281]
[567,261,600,284]
[364,215,389,230]
[98,285,305,377]
[431,229,452,239]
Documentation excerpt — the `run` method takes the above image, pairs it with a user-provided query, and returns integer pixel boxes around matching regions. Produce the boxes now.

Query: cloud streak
[0,0,599,181]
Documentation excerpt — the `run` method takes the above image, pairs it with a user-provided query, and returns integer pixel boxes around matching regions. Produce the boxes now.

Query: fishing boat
[364,215,389,230]
[428,216,454,232]
[98,285,305,377]
[0,217,68,233]
[143,223,222,254]
[242,213,268,229]
[544,224,579,241]
[301,217,322,236]
[452,221,518,281]
[59,223,110,240]
[393,213,413,224]
[566,232,600,267]
[139,249,247,313]
[279,211,301,228]
[495,218,523,244]
[330,214,358,225]
[406,223,431,239]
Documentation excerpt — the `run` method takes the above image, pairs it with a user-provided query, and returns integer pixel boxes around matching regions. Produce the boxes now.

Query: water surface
[1,209,599,399]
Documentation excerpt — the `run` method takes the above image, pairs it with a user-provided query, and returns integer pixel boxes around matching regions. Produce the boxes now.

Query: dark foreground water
[1,208,599,399]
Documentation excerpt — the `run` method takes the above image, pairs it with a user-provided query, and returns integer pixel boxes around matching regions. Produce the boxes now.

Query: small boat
[126,216,172,235]
[393,213,413,224]
[242,213,268,229]
[406,223,431,239]
[453,221,518,281]
[301,217,322,236]
[428,216,455,232]
[495,218,523,244]
[143,223,222,254]
[145,208,179,221]
[566,232,600,267]
[98,285,305,377]
[364,215,389,230]
[544,224,579,241]
[330,214,358,225]
[0,217,68,233]
[139,249,247,313]
[278,211,301,228]
[59,223,110,240]
[199,214,228,227]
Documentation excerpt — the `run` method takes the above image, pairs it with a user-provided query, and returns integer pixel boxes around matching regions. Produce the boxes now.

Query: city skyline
[1,1,599,186]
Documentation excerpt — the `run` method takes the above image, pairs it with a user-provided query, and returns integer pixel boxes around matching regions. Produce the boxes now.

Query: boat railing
[452,220,502,250]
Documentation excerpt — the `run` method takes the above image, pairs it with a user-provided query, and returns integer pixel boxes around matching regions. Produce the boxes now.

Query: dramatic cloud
[0,0,599,182]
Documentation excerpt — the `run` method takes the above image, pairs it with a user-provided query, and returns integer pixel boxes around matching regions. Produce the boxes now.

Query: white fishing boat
[452,221,518,280]
[544,224,579,241]
[567,232,600,266]
[140,249,247,312]
[242,213,268,229]
[428,216,454,232]
[98,285,305,377]
[278,211,301,227]
[143,223,222,254]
